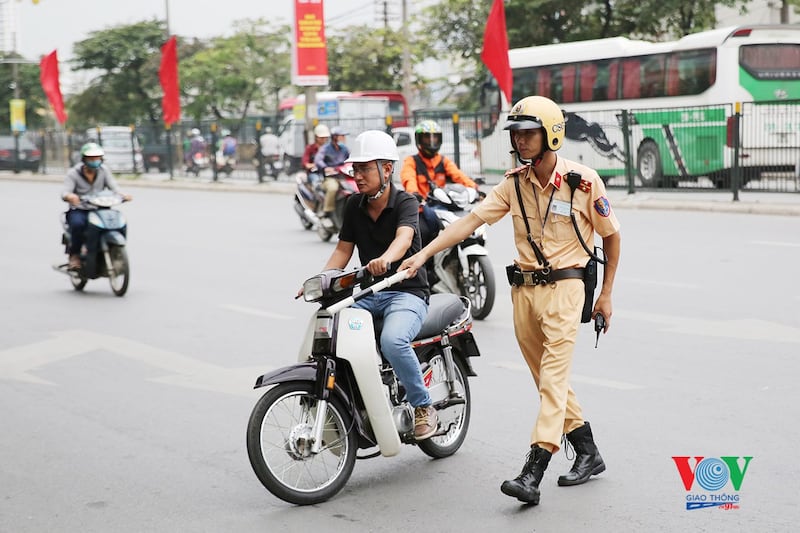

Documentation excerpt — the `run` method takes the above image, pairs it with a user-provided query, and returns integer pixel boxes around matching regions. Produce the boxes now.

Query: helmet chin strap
[367,160,390,201]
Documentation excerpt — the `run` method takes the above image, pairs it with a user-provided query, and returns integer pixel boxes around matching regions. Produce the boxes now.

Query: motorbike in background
[425,184,495,320]
[186,151,209,176]
[53,191,130,297]
[215,151,236,177]
[246,267,480,505]
[292,163,358,241]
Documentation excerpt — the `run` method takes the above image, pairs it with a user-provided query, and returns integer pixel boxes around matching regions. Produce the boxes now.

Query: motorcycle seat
[415,293,465,340]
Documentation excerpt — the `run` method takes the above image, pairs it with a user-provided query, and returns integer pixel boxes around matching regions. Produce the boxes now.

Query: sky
[16,0,410,60]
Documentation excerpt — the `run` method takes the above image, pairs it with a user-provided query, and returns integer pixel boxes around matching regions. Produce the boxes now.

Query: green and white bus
[479,25,800,187]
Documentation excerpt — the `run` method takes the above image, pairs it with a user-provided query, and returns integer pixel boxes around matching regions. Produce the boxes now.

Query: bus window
[561,64,577,103]
[621,59,641,99]
[641,55,666,97]
[513,67,537,102]
[578,62,597,102]
[740,44,800,80]
[537,68,551,98]
[670,49,716,95]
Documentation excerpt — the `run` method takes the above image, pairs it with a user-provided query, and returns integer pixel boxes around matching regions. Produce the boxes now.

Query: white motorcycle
[426,184,496,320]
[246,267,481,505]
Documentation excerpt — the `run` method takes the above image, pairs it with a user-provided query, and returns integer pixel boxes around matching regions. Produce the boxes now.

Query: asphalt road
[1,178,798,532]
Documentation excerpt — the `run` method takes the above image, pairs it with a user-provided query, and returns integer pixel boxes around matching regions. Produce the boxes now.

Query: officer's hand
[592,294,612,332]
[122,193,133,202]
[399,253,426,278]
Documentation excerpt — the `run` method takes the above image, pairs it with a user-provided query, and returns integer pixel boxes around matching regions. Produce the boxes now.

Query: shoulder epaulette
[504,165,528,179]
[578,179,592,193]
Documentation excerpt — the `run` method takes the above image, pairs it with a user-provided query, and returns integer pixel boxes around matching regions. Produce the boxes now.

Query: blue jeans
[353,291,430,407]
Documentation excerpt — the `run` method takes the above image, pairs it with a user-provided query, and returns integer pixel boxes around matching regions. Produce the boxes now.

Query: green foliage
[326,25,416,91]
[70,19,167,127]
[0,54,48,131]
[180,19,291,128]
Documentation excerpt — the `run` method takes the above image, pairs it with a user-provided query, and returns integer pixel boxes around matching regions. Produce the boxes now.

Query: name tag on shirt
[551,199,572,217]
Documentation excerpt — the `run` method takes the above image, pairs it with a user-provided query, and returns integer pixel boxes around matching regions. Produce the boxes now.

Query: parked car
[86,126,144,174]
[0,135,41,172]
[391,126,481,177]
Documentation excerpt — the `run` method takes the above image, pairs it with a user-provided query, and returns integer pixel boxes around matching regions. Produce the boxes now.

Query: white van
[87,126,144,174]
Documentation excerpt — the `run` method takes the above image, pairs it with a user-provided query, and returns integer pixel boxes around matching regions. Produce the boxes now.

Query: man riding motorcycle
[61,142,132,270]
[400,120,480,246]
[313,126,350,227]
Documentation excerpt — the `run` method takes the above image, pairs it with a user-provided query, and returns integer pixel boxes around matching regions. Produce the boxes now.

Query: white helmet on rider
[346,130,398,201]
[313,124,331,138]
[190,128,201,137]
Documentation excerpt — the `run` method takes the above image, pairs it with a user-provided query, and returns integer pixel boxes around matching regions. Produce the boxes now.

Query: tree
[180,19,291,129]
[325,25,409,91]
[69,19,167,127]
[0,53,48,131]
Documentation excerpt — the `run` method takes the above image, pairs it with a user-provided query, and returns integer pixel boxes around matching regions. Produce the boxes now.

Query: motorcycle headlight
[303,276,325,302]
[87,211,104,228]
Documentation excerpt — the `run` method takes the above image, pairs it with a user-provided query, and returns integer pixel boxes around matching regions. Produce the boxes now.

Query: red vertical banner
[159,36,181,126]
[39,50,68,125]
[293,0,328,86]
[480,0,512,105]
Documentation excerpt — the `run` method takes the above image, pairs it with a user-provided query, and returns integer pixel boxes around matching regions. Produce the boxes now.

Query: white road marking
[751,240,800,248]
[624,277,699,289]
[491,361,644,390]
[614,310,800,344]
[0,330,270,397]
[220,304,294,320]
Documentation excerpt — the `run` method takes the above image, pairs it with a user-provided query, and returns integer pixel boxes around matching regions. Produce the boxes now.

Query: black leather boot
[500,445,552,504]
[557,421,606,486]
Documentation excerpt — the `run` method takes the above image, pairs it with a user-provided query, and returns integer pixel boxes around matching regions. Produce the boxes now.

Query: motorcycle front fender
[101,231,127,248]
[459,242,488,257]
[254,362,317,389]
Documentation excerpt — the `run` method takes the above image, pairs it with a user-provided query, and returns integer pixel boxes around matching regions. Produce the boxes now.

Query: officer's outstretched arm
[400,213,483,275]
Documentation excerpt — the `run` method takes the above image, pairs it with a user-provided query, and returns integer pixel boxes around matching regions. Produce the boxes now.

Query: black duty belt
[508,266,585,287]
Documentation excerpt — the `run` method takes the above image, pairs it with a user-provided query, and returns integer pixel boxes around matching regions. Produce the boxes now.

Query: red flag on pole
[39,50,67,125]
[159,36,180,125]
[480,0,512,104]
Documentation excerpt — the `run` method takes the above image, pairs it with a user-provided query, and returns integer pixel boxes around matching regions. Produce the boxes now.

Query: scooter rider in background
[259,126,281,178]
[304,129,439,441]
[61,142,132,271]
[186,127,207,169]
[400,120,480,246]
[401,96,621,505]
[313,126,350,228]
[302,124,330,186]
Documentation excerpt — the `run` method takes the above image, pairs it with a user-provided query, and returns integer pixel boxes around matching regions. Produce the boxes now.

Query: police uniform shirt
[472,157,620,271]
[339,184,430,300]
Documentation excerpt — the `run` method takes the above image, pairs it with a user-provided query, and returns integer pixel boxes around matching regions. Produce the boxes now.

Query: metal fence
[10,100,800,194]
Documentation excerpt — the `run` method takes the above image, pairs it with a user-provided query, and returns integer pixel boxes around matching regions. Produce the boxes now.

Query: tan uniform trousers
[322,177,339,213]
[511,278,586,453]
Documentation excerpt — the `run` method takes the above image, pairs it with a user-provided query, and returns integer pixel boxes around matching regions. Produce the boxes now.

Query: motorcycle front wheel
[107,246,129,297]
[246,382,358,505]
[461,255,495,320]
[70,271,87,291]
[418,354,471,459]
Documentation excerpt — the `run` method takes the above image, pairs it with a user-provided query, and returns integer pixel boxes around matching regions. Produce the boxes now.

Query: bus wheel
[637,141,663,187]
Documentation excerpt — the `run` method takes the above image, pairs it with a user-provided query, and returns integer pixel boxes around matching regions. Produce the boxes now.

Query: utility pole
[401,0,412,112]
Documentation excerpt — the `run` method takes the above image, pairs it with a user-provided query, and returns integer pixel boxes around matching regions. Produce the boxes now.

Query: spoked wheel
[107,246,129,296]
[418,354,471,459]
[459,255,495,320]
[246,382,358,505]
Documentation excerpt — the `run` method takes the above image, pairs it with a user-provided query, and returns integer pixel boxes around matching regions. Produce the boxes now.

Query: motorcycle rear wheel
[418,354,471,459]
[246,382,358,505]
[461,255,495,320]
[107,246,129,297]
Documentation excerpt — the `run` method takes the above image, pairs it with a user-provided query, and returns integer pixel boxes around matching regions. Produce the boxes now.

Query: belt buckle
[522,272,534,286]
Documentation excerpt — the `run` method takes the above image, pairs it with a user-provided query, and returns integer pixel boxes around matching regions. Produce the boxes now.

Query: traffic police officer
[400,95,621,505]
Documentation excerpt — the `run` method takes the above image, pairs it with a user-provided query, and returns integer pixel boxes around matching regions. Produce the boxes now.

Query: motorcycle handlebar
[325,268,411,314]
